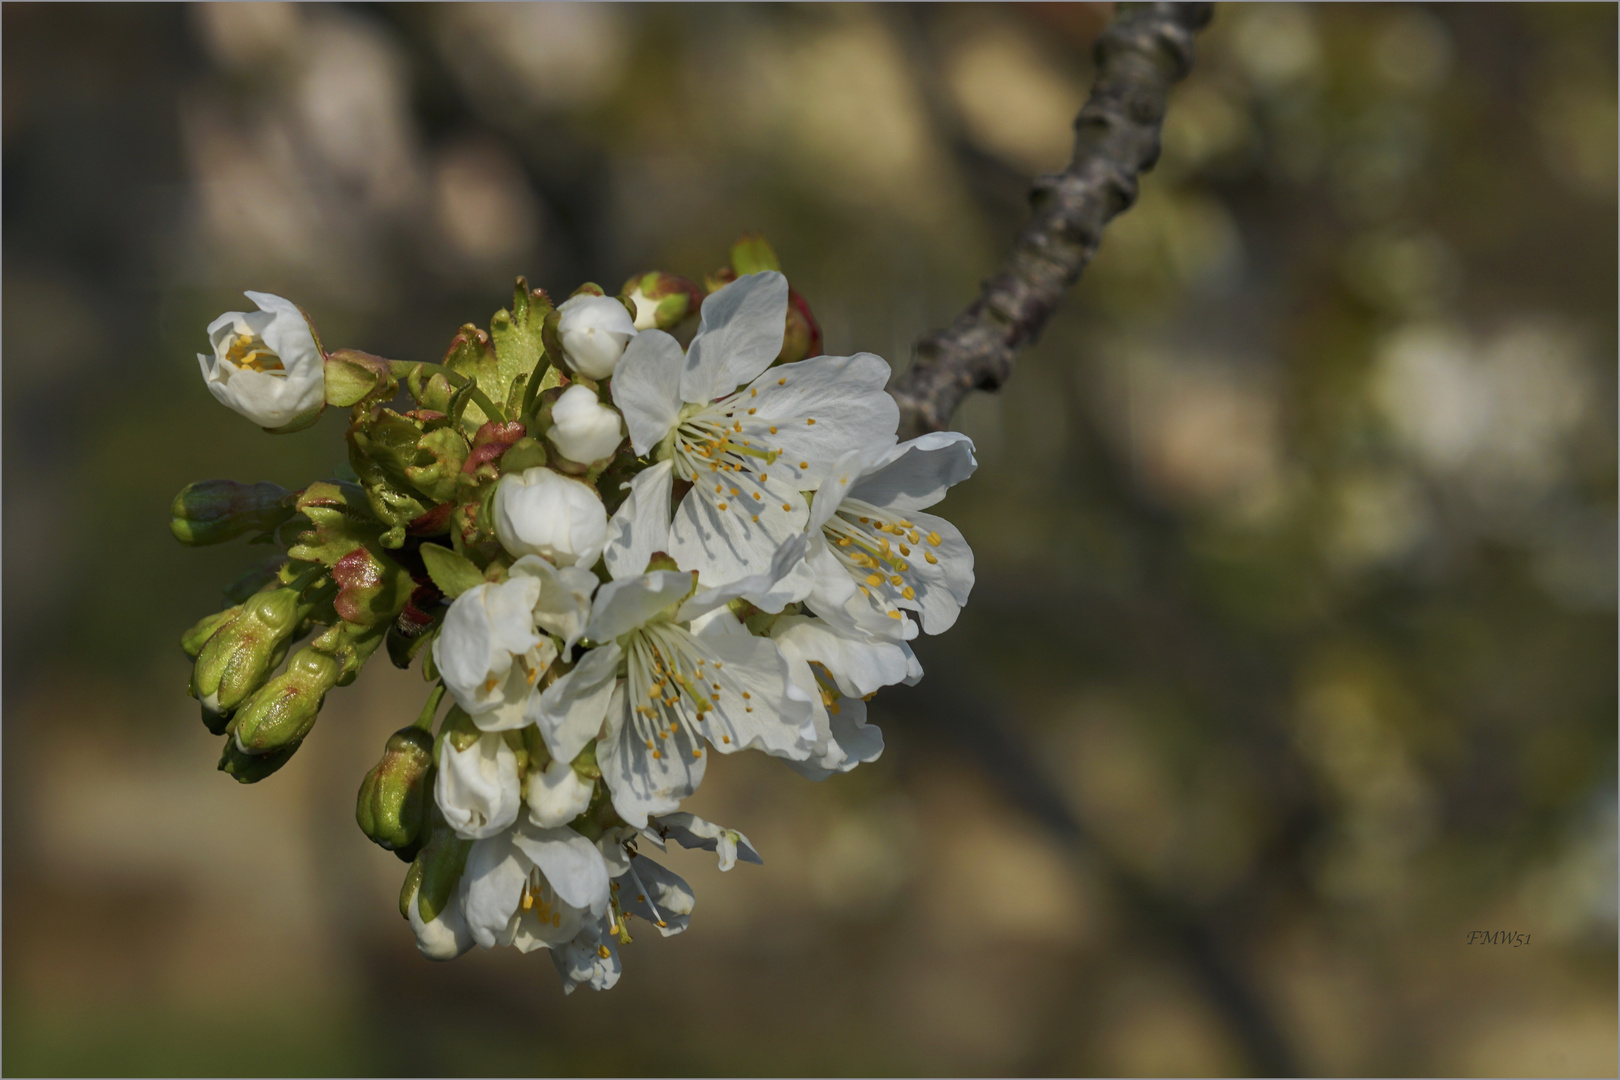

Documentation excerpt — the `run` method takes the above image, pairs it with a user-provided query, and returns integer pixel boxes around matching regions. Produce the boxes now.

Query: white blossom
[197,291,325,432]
[403,875,475,961]
[556,293,637,379]
[648,811,762,872]
[493,466,608,568]
[547,384,626,466]
[526,757,595,828]
[460,820,612,953]
[611,271,899,588]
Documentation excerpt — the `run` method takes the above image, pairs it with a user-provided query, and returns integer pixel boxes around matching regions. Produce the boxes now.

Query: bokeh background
[4,2,1615,1075]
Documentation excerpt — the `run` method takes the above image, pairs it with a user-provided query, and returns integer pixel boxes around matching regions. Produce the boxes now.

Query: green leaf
[419,543,485,599]
[288,481,386,567]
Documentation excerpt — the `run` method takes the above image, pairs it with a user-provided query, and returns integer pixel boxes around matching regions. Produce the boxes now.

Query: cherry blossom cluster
[173,240,976,992]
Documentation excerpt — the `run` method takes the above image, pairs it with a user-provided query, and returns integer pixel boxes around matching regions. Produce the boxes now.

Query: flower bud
[401,866,474,961]
[621,271,701,331]
[401,811,475,958]
[555,294,636,379]
[170,480,295,546]
[190,584,309,718]
[526,756,596,828]
[357,726,435,856]
[227,643,342,759]
[492,466,607,567]
[197,291,326,433]
[181,604,243,659]
[546,385,625,469]
[779,289,823,364]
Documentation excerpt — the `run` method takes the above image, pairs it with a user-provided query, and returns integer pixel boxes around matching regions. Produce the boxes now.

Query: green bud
[357,726,435,855]
[219,739,301,783]
[500,435,548,475]
[324,348,396,408]
[190,584,314,717]
[226,621,387,767]
[778,288,823,364]
[181,604,242,659]
[620,271,701,331]
[410,809,473,923]
[169,480,294,546]
[729,232,782,276]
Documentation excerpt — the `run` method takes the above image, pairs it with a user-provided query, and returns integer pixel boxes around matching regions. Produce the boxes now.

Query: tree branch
[888,2,1213,439]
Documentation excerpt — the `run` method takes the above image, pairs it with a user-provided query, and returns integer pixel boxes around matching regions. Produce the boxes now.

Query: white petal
[898,510,974,634]
[784,693,884,780]
[618,853,695,937]
[532,641,621,764]
[847,431,977,513]
[435,733,522,840]
[598,682,706,827]
[460,832,526,949]
[407,885,476,960]
[509,556,596,652]
[668,475,807,588]
[586,570,693,642]
[549,915,621,994]
[526,758,596,828]
[770,614,913,698]
[681,271,788,403]
[744,352,898,489]
[651,811,762,871]
[696,631,815,758]
[675,533,809,621]
[512,823,612,917]
[603,459,673,581]
[611,329,685,455]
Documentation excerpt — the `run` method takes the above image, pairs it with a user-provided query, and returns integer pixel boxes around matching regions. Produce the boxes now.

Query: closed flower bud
[190,585,309,718]
[401,812,475,959]
[227,638,344,760]
[546,385,625,468]
[197,292,326,433]
[170,480,294,546]
[622,271,700,331]
[181,603,243,659]
[556,294,636,379]
[492,466,607,567]
[357,727,435,855]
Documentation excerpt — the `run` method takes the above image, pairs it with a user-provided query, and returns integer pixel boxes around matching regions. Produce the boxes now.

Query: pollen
[645,738,655,750]
[718,502,727,511]
[886,609,903,620]
[597,944,612,959]
[730,487,740,496]
[752,514,759,522]
[902,586,916,600]
[715,483,723,493]
[889,575,904,586]
[692,748,702,758]
[722,734,731,744]
[778,377,786,385]
[750,388,758,397]
[866,573,883,586]
[806,418,816,425]
[769,426,777,434]
[782,503,791,511]
[747,408,756,415]
[899,545,911,556]
[928,531,942,545]
[799,461,808,469]
[653,749,662,759]
[925,551,938,564]
[482,676,499,694]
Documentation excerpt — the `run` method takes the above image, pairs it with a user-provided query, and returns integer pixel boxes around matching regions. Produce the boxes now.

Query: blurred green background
[3,3,1615,1075]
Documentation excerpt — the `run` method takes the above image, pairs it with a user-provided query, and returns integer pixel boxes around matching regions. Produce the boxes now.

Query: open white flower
[547,384,625,466]
[460,820,612,953]
[557,294,637,379]
[770,614,913,779]
[436,731,522,840]
[431,556,596,731]
[531,548,816,827]
[493,466,608,568]
[802,432,977,638]
[611,271,899,588]
[198,291,325,432]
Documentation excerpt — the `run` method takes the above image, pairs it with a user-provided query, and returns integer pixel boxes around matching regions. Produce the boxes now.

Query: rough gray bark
[889,2,1214,439]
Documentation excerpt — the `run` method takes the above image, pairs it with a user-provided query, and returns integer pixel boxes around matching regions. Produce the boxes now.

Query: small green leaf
[419,543,485,599]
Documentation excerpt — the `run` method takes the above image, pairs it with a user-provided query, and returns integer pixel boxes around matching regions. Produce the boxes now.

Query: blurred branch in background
[890,1,1212,439]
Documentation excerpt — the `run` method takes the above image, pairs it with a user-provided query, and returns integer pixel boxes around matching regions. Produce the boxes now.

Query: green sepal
[403,428,469,503]
[387,620,440,671]
[489,278,552,405]
[442,324,499,428]
[331,546,416,628]
[414,812,473,924]
[501,436,548,475]
[348,410,432,532]
[419,543,484,599]
[219,739,301,783]
[730,233,781,275]
[399,859,425,918]
[288,481,385,567]
[408,367,456,413]
[325,348,397,408]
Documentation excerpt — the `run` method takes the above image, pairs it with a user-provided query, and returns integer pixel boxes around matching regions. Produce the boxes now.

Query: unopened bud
[190,584,311,717]
[546,384,625,470]
[170,480,294,546]
[554,293,637,379]
[181,604,243,659]
[621,272,701,331]
[357,726,435,855]
[410,810,474,925]
[779,289,823,364]
[218,739,301,782]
